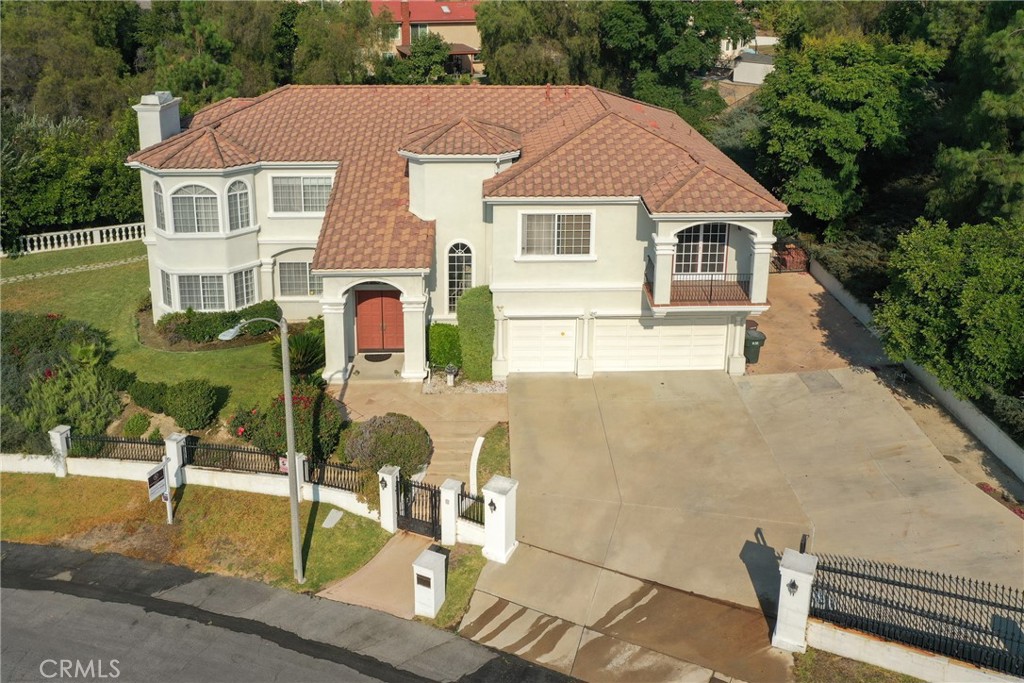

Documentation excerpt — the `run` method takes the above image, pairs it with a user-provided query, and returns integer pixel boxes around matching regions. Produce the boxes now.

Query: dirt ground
[753,272,1024,509]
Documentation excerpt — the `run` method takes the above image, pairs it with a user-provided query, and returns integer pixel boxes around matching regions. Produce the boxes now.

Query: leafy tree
[927,5,1024,226]
[376,32,453,84]
[293,0,395,85]
[153,1,242,109]
[875,218,1024,400]
[19,361,121,437]
[754,36,942,239]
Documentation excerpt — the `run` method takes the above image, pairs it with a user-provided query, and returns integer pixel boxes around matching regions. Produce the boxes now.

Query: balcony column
[400,296,428,381]
[321,300,348,385]
[653,237,676,305]
[749,236,776,304]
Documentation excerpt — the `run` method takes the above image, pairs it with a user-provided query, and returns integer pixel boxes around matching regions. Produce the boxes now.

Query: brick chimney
[132,92,181,150]
[400,0,411,45]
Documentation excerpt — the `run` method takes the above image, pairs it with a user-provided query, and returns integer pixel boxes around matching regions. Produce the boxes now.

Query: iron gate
[397,476,440,539]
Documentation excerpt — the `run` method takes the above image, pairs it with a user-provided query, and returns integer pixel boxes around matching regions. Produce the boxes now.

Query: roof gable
[400,117,521,155]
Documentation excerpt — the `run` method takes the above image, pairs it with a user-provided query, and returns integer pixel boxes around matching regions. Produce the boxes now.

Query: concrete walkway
[461,544,790,682]
[0,255,148,284]
[336,381,507,486]
[318,531,432,619]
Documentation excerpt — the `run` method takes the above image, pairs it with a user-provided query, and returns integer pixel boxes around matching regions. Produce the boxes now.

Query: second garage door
[507,318,577,373]
[593,317,728,371]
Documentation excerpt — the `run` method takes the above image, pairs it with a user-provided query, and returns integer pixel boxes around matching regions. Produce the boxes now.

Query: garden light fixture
[219,316,304,584]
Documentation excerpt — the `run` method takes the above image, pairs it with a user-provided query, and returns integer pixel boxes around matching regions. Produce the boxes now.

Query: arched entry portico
[319,273,429,384]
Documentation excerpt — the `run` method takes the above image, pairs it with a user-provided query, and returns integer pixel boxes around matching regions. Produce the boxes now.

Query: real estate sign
[147,463,167,502]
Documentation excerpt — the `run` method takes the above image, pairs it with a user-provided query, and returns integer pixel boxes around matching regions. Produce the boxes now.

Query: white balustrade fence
[7,223,145,256]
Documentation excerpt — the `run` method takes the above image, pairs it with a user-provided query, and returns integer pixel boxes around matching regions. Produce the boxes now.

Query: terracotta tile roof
[400,117,520,155]
[372,0,478,24]
[128,85,785,271]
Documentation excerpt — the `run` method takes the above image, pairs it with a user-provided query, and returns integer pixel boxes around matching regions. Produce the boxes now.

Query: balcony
[645,257,752,306]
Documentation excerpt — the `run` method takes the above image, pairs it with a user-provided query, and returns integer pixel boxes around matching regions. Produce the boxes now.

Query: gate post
[482,475,519,564]
[165,433,189,487]
[48,425,71,478]
[378,466,400,533]
[439,479,462,546]
[772,548,818,653]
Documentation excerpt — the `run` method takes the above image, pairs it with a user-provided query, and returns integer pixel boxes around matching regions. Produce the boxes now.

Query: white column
[749,236,776,304]
[577,311,594,378]
[259,258,275,304]
[48,425,70,478]
[482,475,519,564]
[439,479,462,546]
[400,297,428,381]
[164,433,189,487]
[727,314,748,376]
[653,237,676,305]
[321,300,348,384]
[492,305,508,380]
[772,548,819,653]
[378,465,400,533]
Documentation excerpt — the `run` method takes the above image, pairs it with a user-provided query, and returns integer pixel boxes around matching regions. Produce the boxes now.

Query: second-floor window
[411,23,429,40]
[154,182,166,231]
[675,223,728,275]
[447,242,472,313]
[278,262,323,297]
[521,213,592,257]
[227,181,251,231]
[272,177,332,213]
[171,184,219,233]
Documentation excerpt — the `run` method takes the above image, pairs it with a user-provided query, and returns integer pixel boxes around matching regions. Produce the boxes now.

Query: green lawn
[0,247,280,418]
[477,422,511,485]
[429,543,488,631]
[1,472,390,593]
[0,241,147,279]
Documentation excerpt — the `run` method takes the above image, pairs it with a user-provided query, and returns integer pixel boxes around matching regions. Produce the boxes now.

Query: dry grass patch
[1,473,389,593]
[794,648,922,683]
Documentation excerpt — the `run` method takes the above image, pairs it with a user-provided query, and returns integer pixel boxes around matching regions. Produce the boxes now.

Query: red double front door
[356,291,404,351]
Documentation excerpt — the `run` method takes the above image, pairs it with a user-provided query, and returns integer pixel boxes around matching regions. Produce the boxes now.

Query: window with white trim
[674,223,729,275]
[171,184,219,233]
[411,23,429,40]
[161,270,173,306]
[233,269,255,308]
[521,213,592,256]
[178,275,225,311]
[271,177,332,213]
[278,262,323,297]
[227,181,251,231]
[447,243,472,313]
[154,182,166,231]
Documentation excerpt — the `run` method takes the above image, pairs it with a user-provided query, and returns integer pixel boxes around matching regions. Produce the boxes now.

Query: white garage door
[507,319,577,373]
[594,318,728,371]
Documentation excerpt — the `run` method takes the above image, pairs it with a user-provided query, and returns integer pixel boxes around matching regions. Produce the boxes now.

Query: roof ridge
[646,159,707,206]
[690,164,785,209]
[485,107,615,194]
[461,117,519,148]
[592,87,679,117]
[206,129,226,167]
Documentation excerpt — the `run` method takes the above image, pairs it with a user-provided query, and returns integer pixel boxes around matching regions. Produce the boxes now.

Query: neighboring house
[720,34,779,64]
[126,85,787,384]
[732,52,776,85]
[371,0,483,76]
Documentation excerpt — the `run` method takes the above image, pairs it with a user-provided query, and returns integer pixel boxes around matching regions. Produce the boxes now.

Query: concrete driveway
[508,370,1024,613]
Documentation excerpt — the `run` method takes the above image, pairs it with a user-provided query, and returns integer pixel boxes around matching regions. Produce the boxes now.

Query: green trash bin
[744,328,766,364]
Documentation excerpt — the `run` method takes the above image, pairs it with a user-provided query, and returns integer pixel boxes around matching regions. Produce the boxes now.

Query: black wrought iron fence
[810,554,1024,677]
[458,487,485,526]
[307,461,363,492]
[67,434,165,462]
[184,441,283,475]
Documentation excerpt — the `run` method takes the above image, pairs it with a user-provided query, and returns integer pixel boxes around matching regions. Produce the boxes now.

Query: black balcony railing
[669,273,752,304]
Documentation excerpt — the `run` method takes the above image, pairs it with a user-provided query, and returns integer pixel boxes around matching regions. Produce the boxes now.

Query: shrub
[99,365,137,392]
[165,379,217,430]
[271,331,325,380]
[230,382,346,461]
[146,427,164,442]
[428,323,462,368]
[129,380,169,414]
[344,413,432,510]
[123,413,150,438]
[19,361,121,437]
[808,238,890,306]
[980,388,1024,446]
[156,300,282,343]
[456,286,493,381]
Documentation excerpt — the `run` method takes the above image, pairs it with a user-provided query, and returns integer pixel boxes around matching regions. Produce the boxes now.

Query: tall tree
[292,0,395,85]
[754,36,942,239]
[875,218,1024,400]
[375,33,454,85]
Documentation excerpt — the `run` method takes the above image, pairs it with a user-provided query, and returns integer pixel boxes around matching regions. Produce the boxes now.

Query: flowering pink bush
[229,382,345,460]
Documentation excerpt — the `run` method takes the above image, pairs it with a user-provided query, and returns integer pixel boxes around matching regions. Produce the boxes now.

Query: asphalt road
[0,543,568,683]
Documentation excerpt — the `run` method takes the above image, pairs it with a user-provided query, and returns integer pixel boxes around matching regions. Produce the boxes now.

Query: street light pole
[220,317,305,585]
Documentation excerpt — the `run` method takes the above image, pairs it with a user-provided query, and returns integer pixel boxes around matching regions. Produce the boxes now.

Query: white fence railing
[9,223,145,256]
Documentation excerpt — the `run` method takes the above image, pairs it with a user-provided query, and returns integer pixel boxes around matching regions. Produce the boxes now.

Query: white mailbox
[412,547,447,619]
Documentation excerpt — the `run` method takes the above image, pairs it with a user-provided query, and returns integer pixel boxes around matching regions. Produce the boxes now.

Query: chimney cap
[139,91,176,106]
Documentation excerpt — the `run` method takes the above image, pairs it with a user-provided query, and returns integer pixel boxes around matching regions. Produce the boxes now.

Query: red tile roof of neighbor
[371,0,478,24]
[128,85,786,271]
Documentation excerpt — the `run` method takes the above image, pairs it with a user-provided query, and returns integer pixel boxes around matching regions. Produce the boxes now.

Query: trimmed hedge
[456,286,493,381]
[129,380,169,414]
[156,300,281,343]
[428,323,462,368]
[165,379,217,430]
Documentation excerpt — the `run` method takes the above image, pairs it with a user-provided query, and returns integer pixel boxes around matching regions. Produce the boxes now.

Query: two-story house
[127,85,786,384]
[371,0,482,76]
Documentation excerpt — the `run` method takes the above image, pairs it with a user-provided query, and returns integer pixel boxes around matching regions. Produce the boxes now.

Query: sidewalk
[0,542,566,683]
